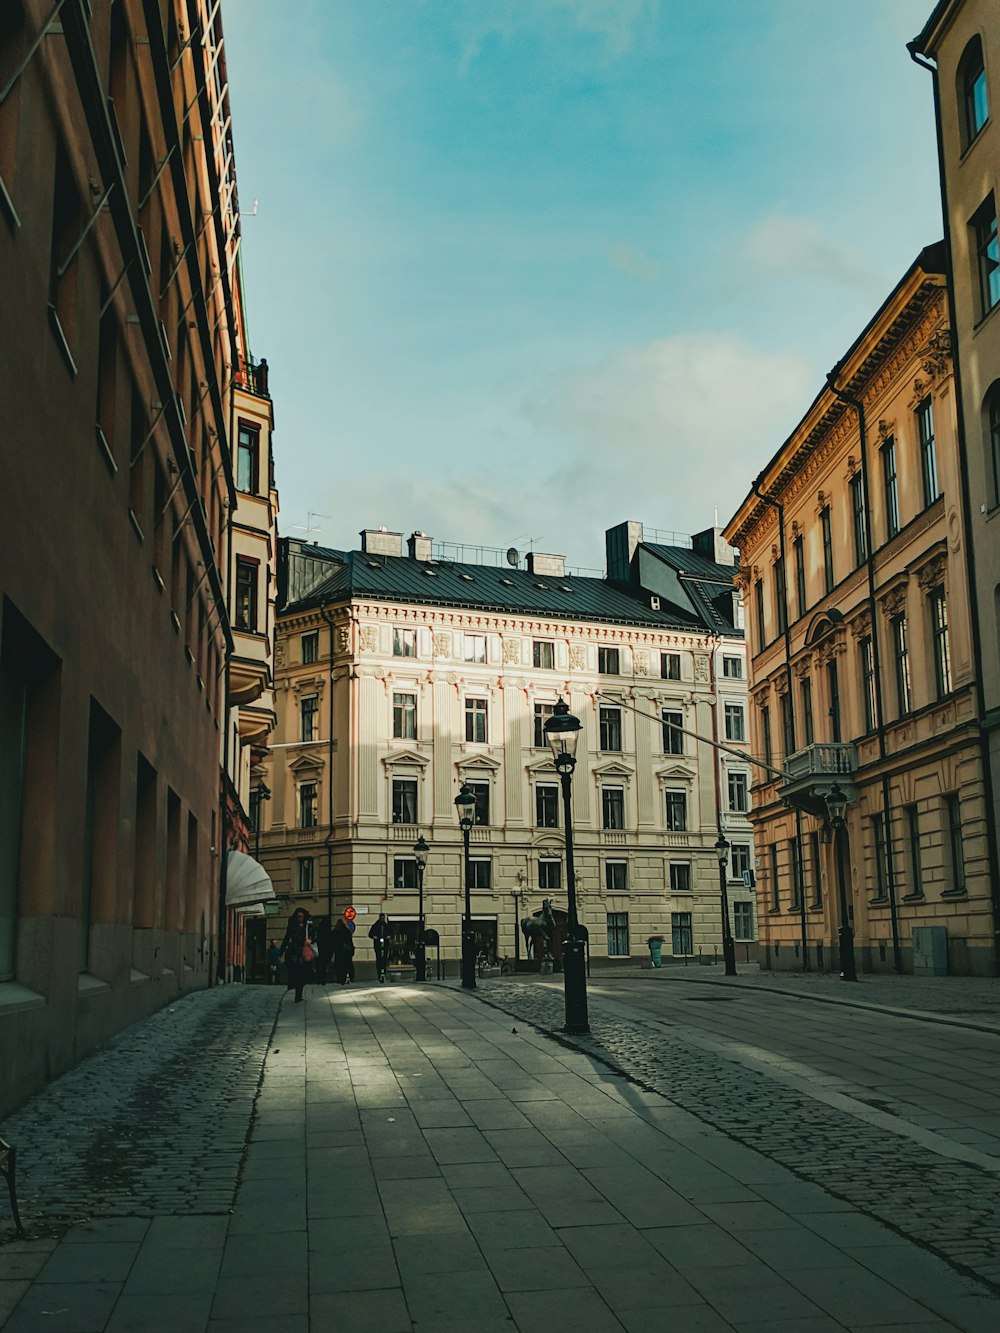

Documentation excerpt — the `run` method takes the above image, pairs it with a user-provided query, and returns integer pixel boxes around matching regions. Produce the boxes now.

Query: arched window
[986,381,1000,507]
[958,35,989,149]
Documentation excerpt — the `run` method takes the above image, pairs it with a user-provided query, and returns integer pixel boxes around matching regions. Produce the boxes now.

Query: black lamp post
[253,781,271,860]
[825,783,857,982]
[714,831,738,977]
[544,697,589,1034]
[414,835,428,982]
[454,784,476,989]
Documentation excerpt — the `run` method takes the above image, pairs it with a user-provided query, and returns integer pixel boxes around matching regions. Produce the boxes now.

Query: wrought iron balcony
[780,742,858,816]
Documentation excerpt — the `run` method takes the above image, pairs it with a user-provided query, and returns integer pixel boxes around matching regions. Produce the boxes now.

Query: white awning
[226,849,275,908]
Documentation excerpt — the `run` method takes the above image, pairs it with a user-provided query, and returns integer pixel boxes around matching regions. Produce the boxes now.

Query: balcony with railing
[781,742,858,815]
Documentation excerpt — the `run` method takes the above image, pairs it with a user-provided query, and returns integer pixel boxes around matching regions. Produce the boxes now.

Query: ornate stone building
[254,523,755,976]
[910,0,1000,972]
[725,245,995,975]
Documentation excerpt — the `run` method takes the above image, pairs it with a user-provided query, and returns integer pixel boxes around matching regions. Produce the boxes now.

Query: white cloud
[746,212,878,293]
[607,242,663,283]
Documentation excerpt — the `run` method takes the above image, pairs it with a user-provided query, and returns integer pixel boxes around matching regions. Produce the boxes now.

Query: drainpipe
[750,477,809,972]
[320,603,336,922]
[826,368,902,974]
[215,492,235,984]
[908,43,1000,976]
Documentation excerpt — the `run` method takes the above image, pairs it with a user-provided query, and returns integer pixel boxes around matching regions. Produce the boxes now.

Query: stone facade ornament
[569,645,587,670]
[879,584,908,619]
[917,554,947,592]
[503,638,521,665]
[337,626,351,654]
[359,625,378,654]
[850,610,872,640]
[921,328,951,380]
[694,655,709,683]
[634,650,649,676]
[433,631,452,658]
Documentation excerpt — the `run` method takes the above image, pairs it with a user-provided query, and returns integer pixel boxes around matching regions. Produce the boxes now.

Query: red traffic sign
[344,906,357,922]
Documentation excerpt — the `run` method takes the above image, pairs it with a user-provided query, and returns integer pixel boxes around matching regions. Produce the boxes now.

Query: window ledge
[902,893,925,903]
[868,896,890,907]
[77,973,110,996]
[130,968,150,983]
[0,981,45,1016]
[940,889,968,900]
[47,304,78,377]
[0,171,20,229]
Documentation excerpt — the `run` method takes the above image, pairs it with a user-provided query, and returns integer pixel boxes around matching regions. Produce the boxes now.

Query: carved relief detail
[433,631,452,658]
[569,645,587,670]
[503,638,521,664]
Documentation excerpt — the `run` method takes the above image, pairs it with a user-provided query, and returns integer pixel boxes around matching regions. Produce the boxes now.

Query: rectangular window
[391,778,418,825]
[469,858,492,890]
[871,813,889,900]
[664,790,687,832]
[536,784,559,828]
[780,692,795,760]
[393,627,416,657]
[882,438,900,539]
[236,422,259,493]
[722,655,742,679]
[670,912,692,955]
[662,710,683,755]
[731,843,752,883]
[733,901,754,940]
[300,693,318,742]
[860,636,876,733]
[821,507,834,593]
[810,830,823,907]
[827,659,841,742]
[605,861,628,893]
[661,652,681,679]
[794,536,807,618]
[607,912,630,956]
[774,557,787,635]
[601,786,625,830]
[850,473,867,567]
[769,844,780,911]
[234,559,258,631]
[393,691,416,740]
[789,837,803,910]
[945,794,965,894]
[973,193,1000,319]
[465,697,488,742]
[464,634,487,663]
[892,615,911,716]
[533,639,555,669]
[761,705,772,767]
[394,857,418,890]
[801,677,814,746]
[669,862,691,893]
[727,770,749,813]
[299,782,317,829]
[297,857,314,894]
[598,646,620,675]
[535,860,559,892]
[724,703,745,742]
[754,580,765,649]
[533,701,555,747]
[302,631,319,664]
[917,398,940,507]
[468,780,490,826]
[930,587,952,697]
[599,705,622,751]
[905,805,923,898]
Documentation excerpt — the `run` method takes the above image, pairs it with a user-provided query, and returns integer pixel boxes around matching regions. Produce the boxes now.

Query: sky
[223,0,942,573]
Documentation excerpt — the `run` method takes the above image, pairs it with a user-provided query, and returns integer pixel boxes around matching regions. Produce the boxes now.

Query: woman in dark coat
[280,907,315,1003]
[331,917,355,985]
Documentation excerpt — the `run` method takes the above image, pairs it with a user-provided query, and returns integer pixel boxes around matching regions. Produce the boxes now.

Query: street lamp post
[714,832,738,977]
[454,784,476,989]
[825,783,857,982]
[544,697,589,1034]
[414,835,428,982]
[253,781,271,860]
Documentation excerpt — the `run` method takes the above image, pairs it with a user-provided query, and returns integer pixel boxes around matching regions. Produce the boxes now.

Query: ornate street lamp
[253,781,271,860]
[454,784,477,989]
[544,697,589,1034]
[714,831,737,977]
[414,835,429,982]
[825,782,857,982]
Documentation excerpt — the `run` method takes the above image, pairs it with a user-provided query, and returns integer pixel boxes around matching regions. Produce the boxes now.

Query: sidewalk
[2,981,998,1331]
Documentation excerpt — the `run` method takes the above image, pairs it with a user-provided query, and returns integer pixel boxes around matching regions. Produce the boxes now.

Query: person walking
[369,912,390,983]
[331,917,355,985]
[265,939,281,985]
[280,907,316,1003]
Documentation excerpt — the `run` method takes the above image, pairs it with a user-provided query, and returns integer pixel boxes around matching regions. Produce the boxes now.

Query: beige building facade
[725,246,995,975]
[911,0,1000,971]
[255,525,755,976]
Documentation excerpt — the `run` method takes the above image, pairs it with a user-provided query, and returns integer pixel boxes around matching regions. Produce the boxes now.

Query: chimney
[605,521,643,584]
[407,531,433,561]
[526,552,565,578]
[692,526,736,567]
[360,527,403,557]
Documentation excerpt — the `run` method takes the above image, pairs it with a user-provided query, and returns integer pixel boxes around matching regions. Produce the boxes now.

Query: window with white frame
[727,770,749,813]
[930,586,952,698]
[533,701,555,747]
[465,697,488,742]
[539,859,561,891]
[607,912,629,956]
[464,633,486,663]
[598,646,620,675]
[469,858,492,890]
[468,780,490,826]
[599,705,622,751]
[535,783,559,828]
[601,786,625,829]
[724,703,745,742]
[394,857,417,890]
[722,655,742,679]
[671,912,692,954]
[662,709,683,755]
[300,693,319,742]
[391,778,418,825]
[605,860,628,893]
[731,842,752,883]
[661,652,681,680]
[298,782,317,828]
[393,627,416,657]
[393,691,416,740]
[733,901,754,940]
[669,862,691,892]
[664,790,687,832]
[533,639,555,669]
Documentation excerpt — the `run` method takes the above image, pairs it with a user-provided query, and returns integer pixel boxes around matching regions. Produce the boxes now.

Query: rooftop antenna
[514,533,542,554]
[290,511,331,543]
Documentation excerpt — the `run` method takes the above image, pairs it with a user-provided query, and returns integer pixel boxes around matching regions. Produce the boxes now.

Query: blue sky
[224,0,941,571]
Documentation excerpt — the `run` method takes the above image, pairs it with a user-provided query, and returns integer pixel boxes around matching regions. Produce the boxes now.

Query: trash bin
[647,936,664,968]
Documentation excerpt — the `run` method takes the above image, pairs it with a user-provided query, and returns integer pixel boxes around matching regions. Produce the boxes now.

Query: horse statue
[521,898,570,966]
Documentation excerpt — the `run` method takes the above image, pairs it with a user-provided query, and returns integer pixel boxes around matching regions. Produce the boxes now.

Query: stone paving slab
[1,980,998,1330]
